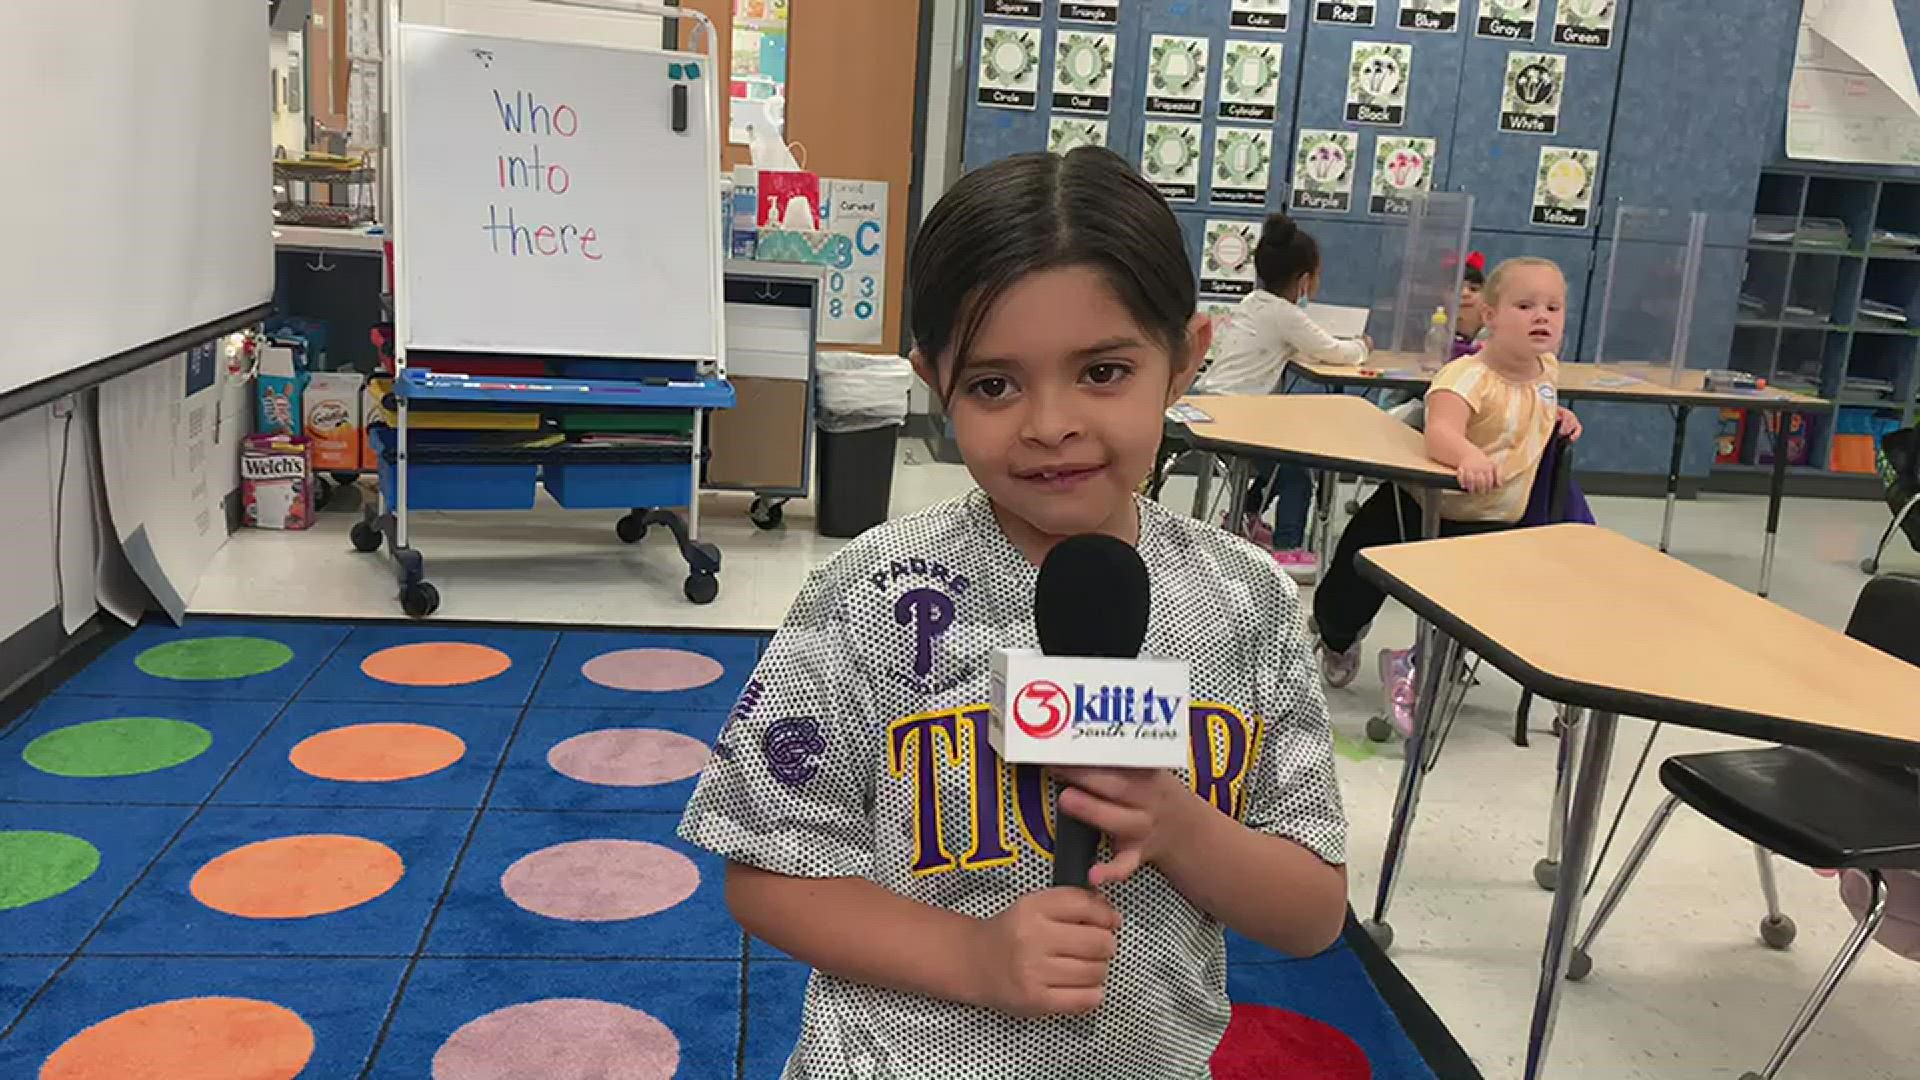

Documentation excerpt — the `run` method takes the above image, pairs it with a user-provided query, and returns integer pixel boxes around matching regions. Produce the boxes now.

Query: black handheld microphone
[1034,533,1152,889]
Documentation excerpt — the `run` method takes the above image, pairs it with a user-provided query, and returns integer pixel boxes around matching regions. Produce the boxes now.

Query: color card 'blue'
[86,805,473,957]
[367,957,740,1078]
[0,696,279,806]
[487,705,725,812]
[0,802,194,958]
[422,809,735,959]
[0,956,403,1077]
[213,701,520,810]
[298,626,558,707]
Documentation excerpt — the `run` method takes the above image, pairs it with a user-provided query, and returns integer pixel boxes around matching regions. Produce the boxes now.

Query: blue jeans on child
[1245,464,1313,549]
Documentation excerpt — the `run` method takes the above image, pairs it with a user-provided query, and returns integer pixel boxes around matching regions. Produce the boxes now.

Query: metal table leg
[1222,457,1252,537]
[1191,453,1217,520]
[1761,412,1789,597]
[1523,710,1619,1080]
[1365,629,1462,950]
[1534,708,1586,891]
[1660,406,1690,553]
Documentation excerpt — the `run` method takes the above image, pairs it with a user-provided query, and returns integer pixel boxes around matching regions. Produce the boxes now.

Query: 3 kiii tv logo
[1011,678,1184,740]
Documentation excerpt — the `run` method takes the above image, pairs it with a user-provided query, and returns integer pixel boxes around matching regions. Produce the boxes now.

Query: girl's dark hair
[1252,212,1320,293]
[908,147,1195,400]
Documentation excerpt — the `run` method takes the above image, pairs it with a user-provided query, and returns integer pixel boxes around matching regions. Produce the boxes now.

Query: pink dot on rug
[546,728,710,787]
[500,839,699,922]
[580,649,724,693]
[431,998,679,1080]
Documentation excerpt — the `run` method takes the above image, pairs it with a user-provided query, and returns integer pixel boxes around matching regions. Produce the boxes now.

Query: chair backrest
[1846,575,1920,668]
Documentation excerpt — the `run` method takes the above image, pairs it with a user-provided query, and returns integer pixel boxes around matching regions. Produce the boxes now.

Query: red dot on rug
[432,998,679,1080]
[579,649,723,692]
[499,839,699,922]
[1210,1003,1371,1080]
[546,728,709,787]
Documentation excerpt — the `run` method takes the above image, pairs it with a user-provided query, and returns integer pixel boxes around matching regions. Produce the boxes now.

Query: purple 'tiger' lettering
[895,587,956,679]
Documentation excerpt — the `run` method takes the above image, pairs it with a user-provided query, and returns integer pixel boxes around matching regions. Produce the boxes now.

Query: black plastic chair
[1564,575,1920,1080]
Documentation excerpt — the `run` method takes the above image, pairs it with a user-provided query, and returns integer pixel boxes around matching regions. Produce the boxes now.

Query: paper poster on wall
[1291,129,1358,213]
[1315,1,1377,27]
[820,179,888,344]
[1052,31,1116,114]
[1552,0,1615,48]
[1219,41,1283,122]
[1145,35,1210,118]
[984,0,1043,19]
[1049,117,1110,152]
[1499,51,1563,134]
[1141,121,1203,201]
[1346,42,1411,126]
[730,0,790,146]
[1370,136,1437,215]
[1212,127,1274,206]
[1399,0,1460,32]
[1475,0,1538,41]
[978,25,1041,110]
[1059,0,1121,25]
[1787,0,1920,166]
[1231,0,1290,31]
[1531,146,1596,228]
[1201,220,1261,296]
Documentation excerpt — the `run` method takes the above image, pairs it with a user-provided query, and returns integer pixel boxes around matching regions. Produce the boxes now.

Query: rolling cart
[366,0,732,619]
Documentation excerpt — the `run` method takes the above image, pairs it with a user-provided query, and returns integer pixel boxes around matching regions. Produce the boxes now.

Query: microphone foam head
[1034,534,1150,659]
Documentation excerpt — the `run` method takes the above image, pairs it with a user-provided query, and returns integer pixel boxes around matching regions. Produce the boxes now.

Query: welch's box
[988,649,1190,767]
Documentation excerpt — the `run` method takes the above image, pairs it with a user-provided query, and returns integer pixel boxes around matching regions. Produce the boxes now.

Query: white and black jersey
[679,489,1346,1080]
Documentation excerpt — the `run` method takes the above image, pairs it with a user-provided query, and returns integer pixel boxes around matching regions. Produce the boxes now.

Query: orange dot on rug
[191,834,404,919]
[39,996,314,1080]
[290,723,467,782]
[361,643,512,687]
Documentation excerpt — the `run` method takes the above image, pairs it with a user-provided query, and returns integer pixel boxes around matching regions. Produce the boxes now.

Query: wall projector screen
[0,2,272,418]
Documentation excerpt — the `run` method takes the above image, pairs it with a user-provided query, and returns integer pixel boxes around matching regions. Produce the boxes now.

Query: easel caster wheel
[1365,716,1393,742]
[402,582,440,619]
[684,573,719,604]
[1363,920,1394,950]
[1565,948,1593,982]
[616,513,648,544]
[749,497,784,530]
[1533,858,1560,891]
[1344,499,1361,513]
[350,521,383,553]
[1861,556,1881,575]
[1760,914,1797,949]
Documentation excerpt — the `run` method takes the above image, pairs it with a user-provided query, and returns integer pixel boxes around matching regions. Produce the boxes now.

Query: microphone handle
[1053,813,1101,889]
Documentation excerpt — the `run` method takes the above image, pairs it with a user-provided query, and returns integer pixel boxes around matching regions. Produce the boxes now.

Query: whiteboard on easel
[394,24,723,361]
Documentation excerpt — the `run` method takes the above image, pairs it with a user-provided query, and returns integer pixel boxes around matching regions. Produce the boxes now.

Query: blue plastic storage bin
[369,426,538,510]
[544,462,693,509]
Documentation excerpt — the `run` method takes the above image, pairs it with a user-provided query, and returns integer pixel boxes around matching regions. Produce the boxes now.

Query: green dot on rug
[0,831,101,911]
[135,637,293,681]
[23,718,213,778]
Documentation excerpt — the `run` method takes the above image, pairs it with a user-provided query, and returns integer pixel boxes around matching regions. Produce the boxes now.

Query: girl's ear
[908,348,942,398]
[1167,312,1212,402]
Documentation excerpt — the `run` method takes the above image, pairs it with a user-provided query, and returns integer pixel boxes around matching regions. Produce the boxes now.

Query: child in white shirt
[1196,214,1369,578]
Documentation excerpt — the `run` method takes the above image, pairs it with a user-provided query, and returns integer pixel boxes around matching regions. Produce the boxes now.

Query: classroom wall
[681,0,923,356]
[956,0,1920,479]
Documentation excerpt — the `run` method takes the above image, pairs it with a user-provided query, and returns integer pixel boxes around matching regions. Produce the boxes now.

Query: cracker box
[241,434,315,530]
[304,372,364,472]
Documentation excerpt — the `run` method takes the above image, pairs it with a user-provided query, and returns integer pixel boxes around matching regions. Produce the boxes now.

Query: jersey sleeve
[1239,569,1347,866]
[677,561,879,879]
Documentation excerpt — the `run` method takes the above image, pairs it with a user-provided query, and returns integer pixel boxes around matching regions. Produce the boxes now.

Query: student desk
[1173,393,1459,550]
[1356,524,1920,1080]
[1285,356,1830,597]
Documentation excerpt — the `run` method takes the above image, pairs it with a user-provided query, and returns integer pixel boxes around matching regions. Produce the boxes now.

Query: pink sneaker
[1379,648,1417,738]
[1271,548,1319,582]
[1220,512,1275,547]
